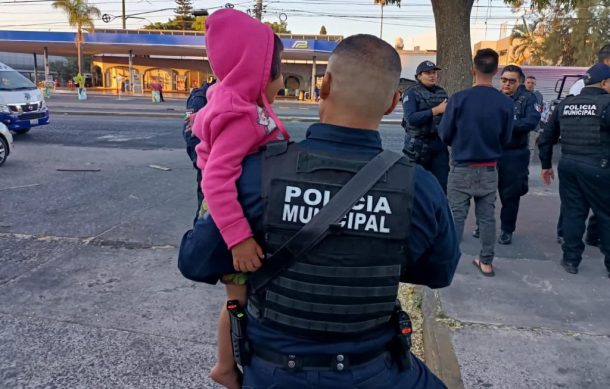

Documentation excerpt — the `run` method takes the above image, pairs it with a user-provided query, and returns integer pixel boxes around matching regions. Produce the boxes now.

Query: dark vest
[248,142,415,341]
[558,92,610,158]
[504,90,532,150]
[403,83,448,138]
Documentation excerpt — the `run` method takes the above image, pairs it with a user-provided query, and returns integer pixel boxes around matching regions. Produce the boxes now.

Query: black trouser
[497,148,530,234]
[404,135,449,193]
[558,156,610,270]
[557,212,599,241]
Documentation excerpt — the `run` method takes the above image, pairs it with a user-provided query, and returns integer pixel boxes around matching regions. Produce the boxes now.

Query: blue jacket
[504,85,541,150]
[180,123,460,354]
[438,85,514,163]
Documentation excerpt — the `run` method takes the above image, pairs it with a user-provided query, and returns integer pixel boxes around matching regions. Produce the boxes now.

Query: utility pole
[254,0,263,20]
[122,0,126,29]
[380,3,384,39]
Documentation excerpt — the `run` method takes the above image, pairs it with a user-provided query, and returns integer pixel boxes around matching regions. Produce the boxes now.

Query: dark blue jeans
[243,352,447,389]
[557,157,610,270]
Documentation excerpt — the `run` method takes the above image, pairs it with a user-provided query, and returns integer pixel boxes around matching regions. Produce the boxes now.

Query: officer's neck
[320,110,381,131]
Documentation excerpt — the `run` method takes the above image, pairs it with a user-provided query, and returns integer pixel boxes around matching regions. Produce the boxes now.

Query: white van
[0,62,50,134]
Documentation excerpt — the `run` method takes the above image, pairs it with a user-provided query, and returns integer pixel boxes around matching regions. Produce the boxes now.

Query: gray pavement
[2,113,609,388]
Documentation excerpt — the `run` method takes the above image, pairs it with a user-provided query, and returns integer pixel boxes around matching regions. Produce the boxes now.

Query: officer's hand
[432,99,448,115]
[231,237,264,273]
[541,168,554,185]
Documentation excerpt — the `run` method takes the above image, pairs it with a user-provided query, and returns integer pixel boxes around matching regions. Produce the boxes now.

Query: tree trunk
[77,27,82,76]
[431,0,475,95]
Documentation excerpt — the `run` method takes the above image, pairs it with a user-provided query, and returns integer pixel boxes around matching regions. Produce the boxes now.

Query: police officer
[493,65,541,244]
[539,63,610,276]
[179,35,459,388]
[402,61,449,192]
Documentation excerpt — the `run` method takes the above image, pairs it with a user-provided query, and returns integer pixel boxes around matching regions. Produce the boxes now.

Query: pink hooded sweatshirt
[192,9,289,249]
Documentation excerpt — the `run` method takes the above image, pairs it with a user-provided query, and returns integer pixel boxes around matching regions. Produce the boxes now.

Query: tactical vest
[403,83,448,138]
[248,142,415,341]
[559,93,610,158]
[504,90,532,150]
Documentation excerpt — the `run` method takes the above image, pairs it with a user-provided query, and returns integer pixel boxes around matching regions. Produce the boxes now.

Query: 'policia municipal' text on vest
[247,142,416,341]
[403,83,448,138]
[558,93,610,158]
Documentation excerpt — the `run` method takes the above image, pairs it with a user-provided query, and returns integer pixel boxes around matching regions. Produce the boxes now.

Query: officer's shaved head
[320,34,401,125]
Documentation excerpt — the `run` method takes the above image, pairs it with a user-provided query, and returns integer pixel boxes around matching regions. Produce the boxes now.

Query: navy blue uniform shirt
[438,85,514,163]
[403,86,436,127]
[509,85,542,139]
[183,123,460,354]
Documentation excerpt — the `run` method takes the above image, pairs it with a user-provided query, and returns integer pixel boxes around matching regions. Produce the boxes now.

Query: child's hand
[231,237,264,272]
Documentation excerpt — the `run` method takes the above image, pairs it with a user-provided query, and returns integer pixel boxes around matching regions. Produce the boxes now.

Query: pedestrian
[188,9,290,389]
[402,61,449,192]
[538,63,610,276]
[151,78,164,102]
[438,48,513,276]
[556,43,609,245]
[492,65,541,245]
[179,34,460,388]
[524,76,543,106]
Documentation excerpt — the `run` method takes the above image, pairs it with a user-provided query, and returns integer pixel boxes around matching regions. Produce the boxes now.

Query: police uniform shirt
[539,87,610,168]
[403,86,437,128]
[182,123,460,354]
[507,85,542,146]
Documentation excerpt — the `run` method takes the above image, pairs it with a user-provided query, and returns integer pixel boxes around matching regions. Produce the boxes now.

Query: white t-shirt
[568,79,585,96]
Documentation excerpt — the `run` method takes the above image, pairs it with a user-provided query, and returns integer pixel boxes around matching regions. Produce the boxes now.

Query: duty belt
[251,345,389,372]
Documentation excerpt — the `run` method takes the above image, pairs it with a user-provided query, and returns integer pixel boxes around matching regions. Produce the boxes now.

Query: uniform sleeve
[403,89,433,127]
[602,103,610,130]
[401,167,460,288]
[538,107,561,169]
[200,112,264,249]
[438,96,457,146]
[513,93,541,134]
[501,102,514,146]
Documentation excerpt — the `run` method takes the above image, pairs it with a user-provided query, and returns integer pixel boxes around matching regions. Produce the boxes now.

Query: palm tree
[52,0,101,76]
[374,0,386,39]
[510,20,544,65]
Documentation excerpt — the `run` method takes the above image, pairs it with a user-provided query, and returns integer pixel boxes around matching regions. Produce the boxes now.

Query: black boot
[497,231,512,245]
[560,260,578,274]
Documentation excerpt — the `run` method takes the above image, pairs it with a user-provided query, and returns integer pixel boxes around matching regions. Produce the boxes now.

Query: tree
[373,0,388,39]
[52,0,100,76]
[320,25,327,35]
[265,21,291,34]
[384,0,582,94]
[192,16,207,32]
[510,20,545,65]
[174,0,194,30]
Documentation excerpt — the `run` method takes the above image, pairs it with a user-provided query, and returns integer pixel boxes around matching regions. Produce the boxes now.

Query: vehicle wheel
[0,136,8,166]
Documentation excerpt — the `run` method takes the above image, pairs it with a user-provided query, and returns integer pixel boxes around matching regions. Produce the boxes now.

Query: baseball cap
[583,63,610,85]
[416,61,441,75]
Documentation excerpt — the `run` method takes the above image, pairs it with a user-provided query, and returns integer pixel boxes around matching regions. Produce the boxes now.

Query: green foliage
[51,0,101,32]
[319,25,327,35]
[192,16,207,32]
[50,57,91,82]
[510,20,545,65]
[265,21,291,33]
[174,0,194,30]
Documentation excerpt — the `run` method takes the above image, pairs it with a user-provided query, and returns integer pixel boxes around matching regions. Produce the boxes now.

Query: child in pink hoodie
[191,9,289,389]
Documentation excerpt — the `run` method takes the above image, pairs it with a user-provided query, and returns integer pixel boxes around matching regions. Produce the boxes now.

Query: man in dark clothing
[538,63,610,276]
[494,65,541,244]
[439,48,513,276]
[402,61,449,191]
[179,34,460,388]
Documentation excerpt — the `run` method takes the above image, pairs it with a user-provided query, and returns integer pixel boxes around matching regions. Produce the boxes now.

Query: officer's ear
[320,72,332,100]
[384,90,400,115]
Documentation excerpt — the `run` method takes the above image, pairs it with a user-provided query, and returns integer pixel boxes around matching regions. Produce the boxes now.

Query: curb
[51,110,404,124]
[420,287,464,389]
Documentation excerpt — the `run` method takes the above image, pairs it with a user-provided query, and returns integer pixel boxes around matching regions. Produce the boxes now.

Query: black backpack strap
[249,150,405,294]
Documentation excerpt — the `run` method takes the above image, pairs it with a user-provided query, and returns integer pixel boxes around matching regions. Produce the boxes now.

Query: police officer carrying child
[482,65,541,244]
[402,61,449,192]
[538,63,610,276]
[179,34,460,388]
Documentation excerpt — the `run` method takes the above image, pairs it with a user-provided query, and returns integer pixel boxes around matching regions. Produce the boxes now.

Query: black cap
[584,63,610,85]
[416,61,441,75]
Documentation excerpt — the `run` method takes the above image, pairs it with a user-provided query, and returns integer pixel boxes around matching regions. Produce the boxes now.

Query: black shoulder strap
[249,150,405,294]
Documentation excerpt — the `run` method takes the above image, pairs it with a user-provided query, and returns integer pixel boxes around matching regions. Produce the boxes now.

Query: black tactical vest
[504,91,532,150]
[403,83,448,138]
[559,92,610,158]
[248,142,416,341]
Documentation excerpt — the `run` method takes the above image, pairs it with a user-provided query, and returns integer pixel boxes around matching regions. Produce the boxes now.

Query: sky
[0,0,527,50]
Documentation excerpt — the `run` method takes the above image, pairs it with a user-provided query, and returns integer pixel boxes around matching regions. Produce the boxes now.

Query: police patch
[535,103,542,113]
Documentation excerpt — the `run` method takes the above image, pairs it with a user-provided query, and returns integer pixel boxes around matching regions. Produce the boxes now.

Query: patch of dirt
[398,283,424,361]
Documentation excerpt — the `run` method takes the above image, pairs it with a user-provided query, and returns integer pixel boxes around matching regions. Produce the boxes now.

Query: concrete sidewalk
[423,168,610,388]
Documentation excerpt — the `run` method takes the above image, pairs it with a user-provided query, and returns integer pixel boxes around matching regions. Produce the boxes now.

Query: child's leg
[209,282,247,389]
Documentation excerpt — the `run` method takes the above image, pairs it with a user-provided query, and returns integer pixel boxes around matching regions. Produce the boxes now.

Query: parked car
[0,62,50,134]
[0,122,14,166]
